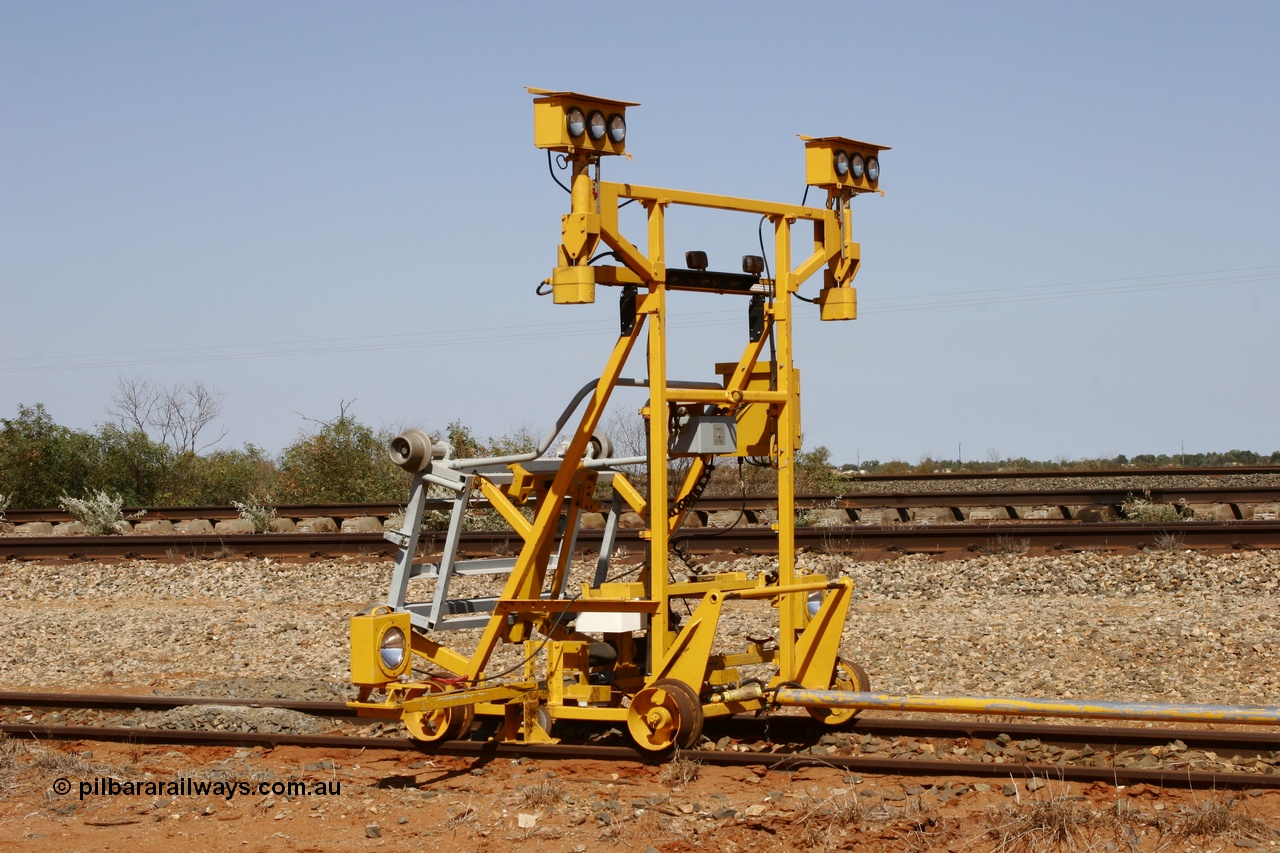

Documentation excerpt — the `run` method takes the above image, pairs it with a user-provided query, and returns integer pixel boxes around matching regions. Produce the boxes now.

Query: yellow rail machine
[349,89,887,751]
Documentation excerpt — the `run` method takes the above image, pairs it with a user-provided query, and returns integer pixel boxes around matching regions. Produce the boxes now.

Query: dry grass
[0,731,25,792]
[819,528,867,560]
[1151,530,1186,552]
[796,787,935,852]
[986,795,1094,851]
[983,788,1275,852]
[519,777,567,810]
[994,534,1032,556]
[657,750,701,787]
[29,744,98,778]
[1173,797,1271,841]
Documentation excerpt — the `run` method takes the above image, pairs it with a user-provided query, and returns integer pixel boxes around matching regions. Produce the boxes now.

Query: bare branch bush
[110,374,228,454]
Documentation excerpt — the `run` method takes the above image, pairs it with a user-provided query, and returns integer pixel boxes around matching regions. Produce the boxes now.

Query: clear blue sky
[4,1,1278,465]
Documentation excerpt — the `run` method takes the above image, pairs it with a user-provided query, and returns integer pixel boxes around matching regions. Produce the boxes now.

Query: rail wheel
[626,678,704,752]
[807,659,871,726]
[401,680,475,743]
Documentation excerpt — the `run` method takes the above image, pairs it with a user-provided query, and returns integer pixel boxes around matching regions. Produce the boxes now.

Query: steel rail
[0,691,356,717]
[6,483,1280,526]
[4,691,1277,758]
[5,691,1274,758]
[842,466,1280,483]
[2,722,1274,790]
[6,519,1280,560]
[774,689,1280,725]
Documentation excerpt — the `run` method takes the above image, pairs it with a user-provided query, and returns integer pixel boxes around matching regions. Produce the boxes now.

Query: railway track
[6,483,1280,528]
[4,519,1280,561]
[2,691,1276,789]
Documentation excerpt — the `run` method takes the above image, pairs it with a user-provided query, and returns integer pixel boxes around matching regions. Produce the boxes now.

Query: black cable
[547,150,571,194]
[671,457,750,556]
[756,215,772,282]
[784,185,819,304]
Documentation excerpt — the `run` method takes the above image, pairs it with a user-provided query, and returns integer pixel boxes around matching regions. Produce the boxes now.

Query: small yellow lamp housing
[529,88,638,156]
[350,609,412,687]
[801,136,889,193]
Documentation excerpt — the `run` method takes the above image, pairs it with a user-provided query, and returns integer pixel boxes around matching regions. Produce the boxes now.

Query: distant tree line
[3,384,1276,510]
[846,449,1280,476]
[0,396,535,510]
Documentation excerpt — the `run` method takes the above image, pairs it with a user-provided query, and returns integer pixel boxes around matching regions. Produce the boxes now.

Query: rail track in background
[2,691,1276,789]
[6,483,1280,528]
[5,519,1280,561]
[6,468,1280,560]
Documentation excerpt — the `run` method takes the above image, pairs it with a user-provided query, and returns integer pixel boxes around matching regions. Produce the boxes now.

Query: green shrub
[276,410,407,503]
[93,424,173,506]
[165,445,276,505]
[1122,491,1184,522]
[232,494,277,533]
[59,489,136,534]
[0,404,97,508]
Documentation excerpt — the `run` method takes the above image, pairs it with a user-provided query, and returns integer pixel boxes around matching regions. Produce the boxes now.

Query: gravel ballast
[1,551,1277,709]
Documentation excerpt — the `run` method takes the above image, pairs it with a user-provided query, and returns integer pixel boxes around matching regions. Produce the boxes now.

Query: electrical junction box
[575,611,645,633]
[670,416,737,456]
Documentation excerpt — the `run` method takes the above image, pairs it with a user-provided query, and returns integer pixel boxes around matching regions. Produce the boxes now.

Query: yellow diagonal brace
[474,477,533,539]
[612,474,647,515]
[464,321,645,680]
[789,578,854,687]
[650,590,726,687]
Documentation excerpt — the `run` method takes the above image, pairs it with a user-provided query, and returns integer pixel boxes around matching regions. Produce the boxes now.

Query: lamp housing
[530,88,637,156]
[801,135,890,192]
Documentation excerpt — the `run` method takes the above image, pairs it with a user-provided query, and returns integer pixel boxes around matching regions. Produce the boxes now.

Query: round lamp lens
[607,113,626,143]
[566,108,586,139]
[379,627,405,670]
[866,156,880,183]
[833,150,849,177]
[587,110,606,141]
[850,153,865,180]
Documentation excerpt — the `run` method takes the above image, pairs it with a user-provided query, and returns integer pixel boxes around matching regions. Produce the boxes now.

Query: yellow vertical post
[773,215,801,677]
[645,200,670,665]
[571,158,593,217]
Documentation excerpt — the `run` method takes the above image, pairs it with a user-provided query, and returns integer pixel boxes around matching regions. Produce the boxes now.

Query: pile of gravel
[140,705,327,734]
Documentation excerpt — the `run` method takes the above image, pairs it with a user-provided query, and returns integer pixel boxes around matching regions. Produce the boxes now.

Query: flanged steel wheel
[807,659,871,726]
[626,678,704,752]
[401,680,475,743]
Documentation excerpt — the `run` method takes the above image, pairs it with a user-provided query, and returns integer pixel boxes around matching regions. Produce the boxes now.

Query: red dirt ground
[3,738,1278,852]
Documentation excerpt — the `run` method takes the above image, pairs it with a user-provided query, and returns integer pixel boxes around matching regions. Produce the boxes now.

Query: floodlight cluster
[565,106,626,144]
[833,149,879,184]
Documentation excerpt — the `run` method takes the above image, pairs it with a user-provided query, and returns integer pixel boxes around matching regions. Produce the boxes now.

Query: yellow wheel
[807,659,870,726]
[626,678,703,752]
[401,680,475,743]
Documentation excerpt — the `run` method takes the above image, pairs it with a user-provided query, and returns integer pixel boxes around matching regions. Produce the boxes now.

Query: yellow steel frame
[349,90,875,750]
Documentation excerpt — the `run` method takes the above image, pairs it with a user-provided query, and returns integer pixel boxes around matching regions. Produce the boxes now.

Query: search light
[566,107,586,139]
[607,113,626,143]
[587,110,607,141]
